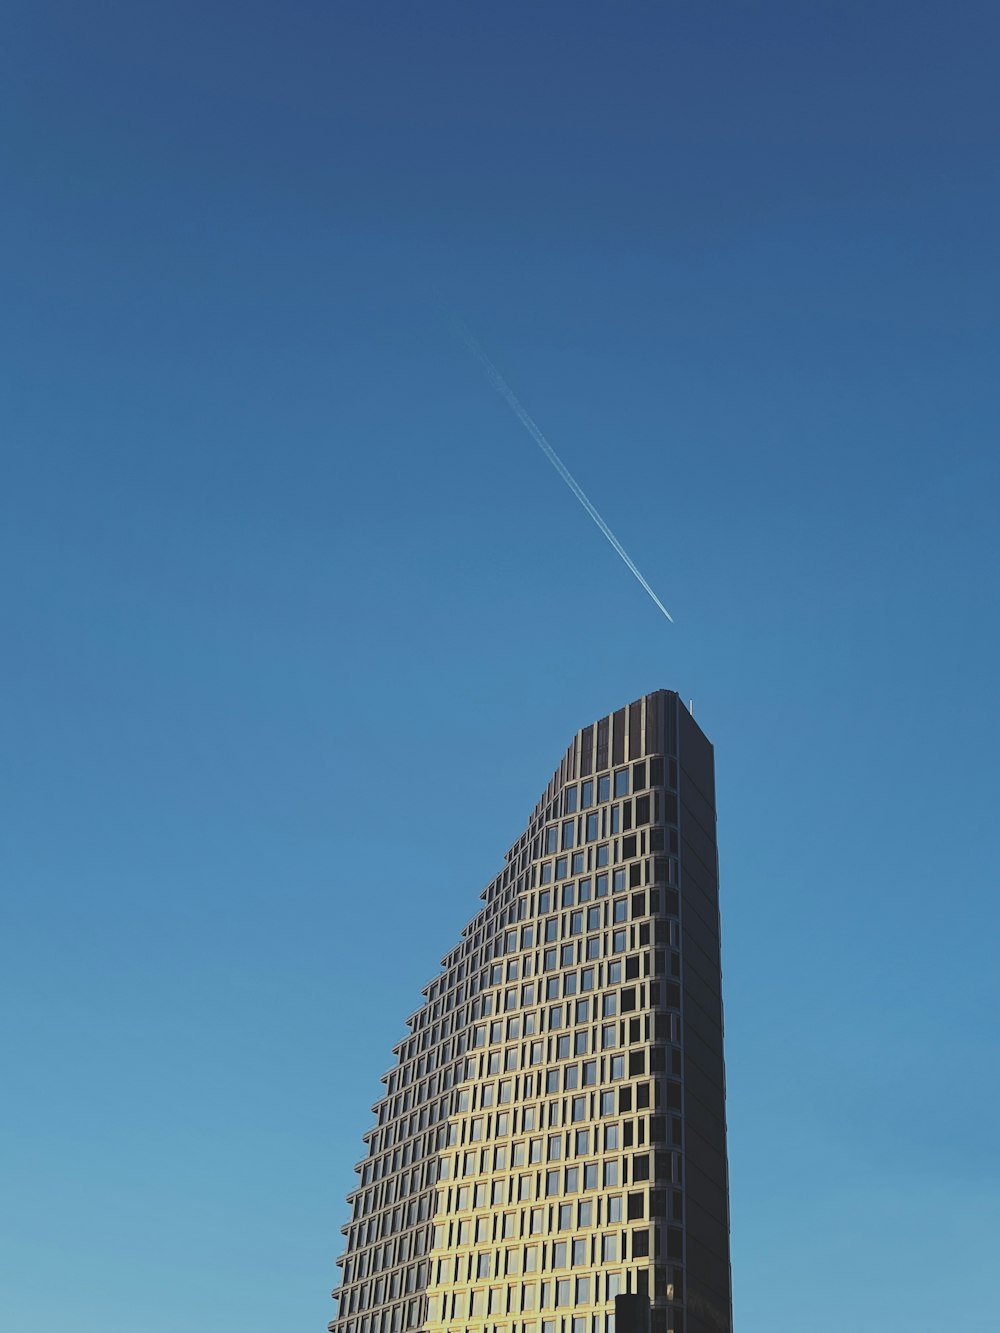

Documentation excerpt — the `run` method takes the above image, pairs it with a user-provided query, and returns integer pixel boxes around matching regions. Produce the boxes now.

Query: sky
[1,2,999,1330]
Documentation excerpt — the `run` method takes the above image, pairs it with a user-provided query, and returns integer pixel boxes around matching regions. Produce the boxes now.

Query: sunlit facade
[330,691,732,1333]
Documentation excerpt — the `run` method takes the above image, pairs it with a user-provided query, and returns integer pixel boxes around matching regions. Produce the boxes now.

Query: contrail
[448,314,674,624]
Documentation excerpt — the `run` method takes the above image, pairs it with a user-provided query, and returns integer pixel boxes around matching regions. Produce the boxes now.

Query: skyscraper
[330,691,732,1333]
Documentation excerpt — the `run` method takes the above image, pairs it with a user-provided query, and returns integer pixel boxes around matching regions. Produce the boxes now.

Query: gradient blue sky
[2,3,999,1331]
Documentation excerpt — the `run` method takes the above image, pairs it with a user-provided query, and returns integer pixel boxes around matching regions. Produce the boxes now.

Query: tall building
[330,691,732,1333]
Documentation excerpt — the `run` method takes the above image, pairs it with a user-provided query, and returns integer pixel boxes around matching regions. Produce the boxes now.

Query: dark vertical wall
[676,702,732,1333]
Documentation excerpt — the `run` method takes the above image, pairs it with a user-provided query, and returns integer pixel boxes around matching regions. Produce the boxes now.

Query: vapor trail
[450,316,674,624]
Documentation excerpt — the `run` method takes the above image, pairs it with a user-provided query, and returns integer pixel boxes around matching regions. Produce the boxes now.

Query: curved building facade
[330,691,732,1333]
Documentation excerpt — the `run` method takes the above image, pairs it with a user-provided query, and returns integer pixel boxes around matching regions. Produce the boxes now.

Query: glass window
[546,1169,560,1195]
[578,1200,593,1227]
[565,1165,579,1191]
[583,1060,597,1085]
[603,994,617,1017]
[611,1055,624,1079]
[575,1031,588,1055]
[557,1034,570,1059]
[557,1279,571,1306]
[586,937,601,960]
[562,821,575,850]
[582,780,594,808]
[549,1005,563,1028]
[565,1065,579,1090]
[581,966,595,990]
[538,890,551,913]
[575,998,590,1022]
[541,862,552,884]
[613,899,628,923]
[596,844,609,867]
[601,1091,615,1115]
[572,852,585,874]
[578,878,592,902]
[613,869,626,893]
[614,769,629,798]
[571,1094,586,1120]
[545,826,558,854]
[570,911,583,936]
[576,1277,590,1304]
[586,812,599,842]
[546,1070,559,1093]
[555,857,568,880]
[545,919,559,942]
[584,1161,598,1189]
[607,1195,622,1222]
[559,1202,573,1229]
[604,1123,619,1150]
[603,1161,619,1186]
[564,786,578,814]
[608,961,622,983]
[602,1235,617,1261]
[553,1241,567,1267]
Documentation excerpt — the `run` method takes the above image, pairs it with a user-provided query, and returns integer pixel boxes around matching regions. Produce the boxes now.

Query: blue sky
[2,3,999,1331]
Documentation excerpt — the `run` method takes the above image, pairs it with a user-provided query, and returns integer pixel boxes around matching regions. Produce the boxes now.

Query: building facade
[330,691,732,1333]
